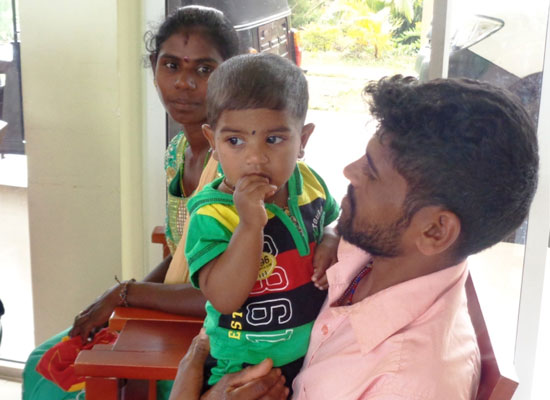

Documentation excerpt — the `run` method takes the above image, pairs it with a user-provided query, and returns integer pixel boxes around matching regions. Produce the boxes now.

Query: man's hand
[169,331,288,400]
[169,329,211,400]
[312,227,340,290]
[233,175,277,228]
[202,359,288,400]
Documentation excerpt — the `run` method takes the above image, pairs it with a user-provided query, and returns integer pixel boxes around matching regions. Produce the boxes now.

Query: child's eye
[228,137,244,146]
[266,136,283,144]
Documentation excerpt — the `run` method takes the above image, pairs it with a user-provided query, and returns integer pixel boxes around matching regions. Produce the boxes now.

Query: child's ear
[202,124,218,161]
[299,123,315,158]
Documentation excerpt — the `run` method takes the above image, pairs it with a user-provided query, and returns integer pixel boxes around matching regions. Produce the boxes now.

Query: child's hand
[233,175,277,228]
[312,228,340,290]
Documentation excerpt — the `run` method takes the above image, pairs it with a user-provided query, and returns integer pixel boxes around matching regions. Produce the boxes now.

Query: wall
[142,1,167,273]
[20,0,144,344]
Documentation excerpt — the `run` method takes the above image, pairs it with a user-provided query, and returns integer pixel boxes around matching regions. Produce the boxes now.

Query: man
[170,75,539,400]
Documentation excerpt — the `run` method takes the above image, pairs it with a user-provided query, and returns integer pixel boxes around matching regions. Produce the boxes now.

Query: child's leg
[205,356,244,389]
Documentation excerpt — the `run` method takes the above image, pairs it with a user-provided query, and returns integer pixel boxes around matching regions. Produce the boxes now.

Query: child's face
[203,108,314,202]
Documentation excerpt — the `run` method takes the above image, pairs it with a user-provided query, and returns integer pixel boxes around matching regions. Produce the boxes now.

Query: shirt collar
[326,242,468,354]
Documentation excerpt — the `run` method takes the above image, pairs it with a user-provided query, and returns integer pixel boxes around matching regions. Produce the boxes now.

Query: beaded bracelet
[114,275,136,307]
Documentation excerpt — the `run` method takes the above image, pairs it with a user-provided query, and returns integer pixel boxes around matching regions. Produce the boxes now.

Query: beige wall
[20,1,144,344]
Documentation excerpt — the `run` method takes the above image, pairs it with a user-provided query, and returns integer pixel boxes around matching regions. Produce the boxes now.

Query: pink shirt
[292,242,480,399]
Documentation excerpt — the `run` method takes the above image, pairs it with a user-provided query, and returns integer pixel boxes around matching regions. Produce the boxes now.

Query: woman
[22,6,240,400]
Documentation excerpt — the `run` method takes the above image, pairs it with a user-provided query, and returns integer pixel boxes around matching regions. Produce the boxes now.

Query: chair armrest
[109,307,203,331]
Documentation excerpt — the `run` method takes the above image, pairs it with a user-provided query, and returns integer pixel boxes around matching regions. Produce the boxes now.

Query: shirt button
[321,324,329,335]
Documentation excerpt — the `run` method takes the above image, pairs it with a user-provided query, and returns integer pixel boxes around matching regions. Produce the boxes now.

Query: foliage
[0,0,14,43]
[288,0,327,29]
[300,24,343,52]
[392,21,421,54]
[365,0,414,21]
[297,0,422,60]
[390,0,422,39]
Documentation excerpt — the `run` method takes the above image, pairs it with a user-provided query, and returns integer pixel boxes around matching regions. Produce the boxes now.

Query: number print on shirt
[245,330,293,343]
[228,311,244,340]
[246,299,292,326]
[251,234,289,294]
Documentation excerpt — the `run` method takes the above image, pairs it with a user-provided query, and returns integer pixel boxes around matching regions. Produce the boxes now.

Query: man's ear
[202,124,218,161]
[299,123,315,157]
[414,208,461,256]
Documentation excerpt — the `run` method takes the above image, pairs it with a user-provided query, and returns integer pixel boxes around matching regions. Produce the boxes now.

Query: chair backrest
[465,274,518,400]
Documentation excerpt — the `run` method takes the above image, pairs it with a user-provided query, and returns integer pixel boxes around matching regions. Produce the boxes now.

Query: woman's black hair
[145,5,240,63]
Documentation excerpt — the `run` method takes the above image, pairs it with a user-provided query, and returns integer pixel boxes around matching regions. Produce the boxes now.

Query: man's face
[337,134,410,257]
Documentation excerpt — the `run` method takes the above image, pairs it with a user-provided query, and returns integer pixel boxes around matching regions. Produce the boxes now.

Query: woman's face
[153,30,224,126]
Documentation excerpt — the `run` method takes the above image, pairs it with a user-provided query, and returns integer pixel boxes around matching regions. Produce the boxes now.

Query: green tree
[338,0,394,58]
[0,0,14,43]
[288,0,328,29]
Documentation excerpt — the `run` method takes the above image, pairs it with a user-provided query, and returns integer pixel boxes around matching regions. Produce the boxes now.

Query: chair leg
[148,380,157,400]
[85,377,119,400]
[120,379,157,400]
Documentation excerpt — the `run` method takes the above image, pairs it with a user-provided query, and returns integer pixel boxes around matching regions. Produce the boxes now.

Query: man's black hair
[206,53,309,127]
[365,75,539,259]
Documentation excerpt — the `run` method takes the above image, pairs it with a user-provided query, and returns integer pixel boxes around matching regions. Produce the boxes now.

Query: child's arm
[311,226,340,290]
[198,175,277,314]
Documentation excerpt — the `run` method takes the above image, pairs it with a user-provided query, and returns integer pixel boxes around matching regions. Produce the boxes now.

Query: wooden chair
[74,307,203,400]
[152,225,170,259]
[466,273,519,400]
[74,227,186,399]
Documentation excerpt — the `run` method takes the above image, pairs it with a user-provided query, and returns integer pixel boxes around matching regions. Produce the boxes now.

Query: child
[184,53,340,388]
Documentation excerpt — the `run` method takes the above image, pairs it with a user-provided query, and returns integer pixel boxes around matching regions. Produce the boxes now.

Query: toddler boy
[185,53,340,388]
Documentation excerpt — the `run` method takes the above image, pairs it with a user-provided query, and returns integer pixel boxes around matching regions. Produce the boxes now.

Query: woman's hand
[69,283,121,342]
[311,227,340,290]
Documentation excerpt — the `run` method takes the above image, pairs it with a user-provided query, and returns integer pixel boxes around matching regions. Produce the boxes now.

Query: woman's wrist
[114,276,137,307]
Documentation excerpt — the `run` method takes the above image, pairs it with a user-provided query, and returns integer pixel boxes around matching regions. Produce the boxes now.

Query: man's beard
[337,185,409,257]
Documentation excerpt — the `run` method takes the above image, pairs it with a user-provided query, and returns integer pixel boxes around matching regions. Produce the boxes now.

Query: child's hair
[206,53,308,127]
[145,5,240,62]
